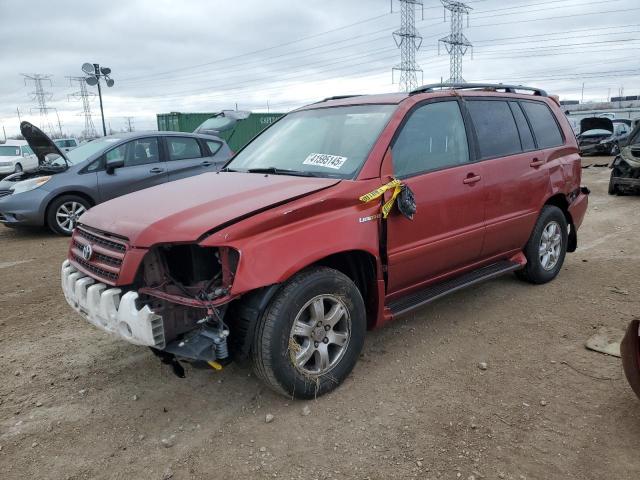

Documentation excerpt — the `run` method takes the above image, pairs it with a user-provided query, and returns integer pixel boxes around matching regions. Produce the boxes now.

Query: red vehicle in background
[622,320,640,399]
[61,83,589,399]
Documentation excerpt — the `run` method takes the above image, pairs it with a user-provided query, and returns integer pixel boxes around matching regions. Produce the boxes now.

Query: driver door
[386,100,486,296]
[96,137,168,202]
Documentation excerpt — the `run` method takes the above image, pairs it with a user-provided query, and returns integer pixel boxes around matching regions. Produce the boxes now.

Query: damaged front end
[62,238,241,376]
[621,319,640,400]
[610,143,640,194]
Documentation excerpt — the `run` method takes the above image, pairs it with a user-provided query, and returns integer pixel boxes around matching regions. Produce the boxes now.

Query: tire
[516,205,568,284]
[46,194,90,236]
[14,163,22,173]
[608,170,619,195]
[251,267,366,399]
[610,143,620,156]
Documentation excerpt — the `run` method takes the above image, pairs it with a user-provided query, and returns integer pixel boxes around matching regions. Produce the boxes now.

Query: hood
[20,121,68,165]
[579,117,613,135]
[79,171,340,247]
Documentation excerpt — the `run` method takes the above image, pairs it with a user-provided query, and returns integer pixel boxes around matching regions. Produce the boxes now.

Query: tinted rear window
[520,101,564,149]
[466,100,521,159]
[509,102,536,151]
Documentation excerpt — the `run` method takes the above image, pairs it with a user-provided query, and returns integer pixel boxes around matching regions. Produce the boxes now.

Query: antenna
[438,1,473,84]
[392,0,424,93]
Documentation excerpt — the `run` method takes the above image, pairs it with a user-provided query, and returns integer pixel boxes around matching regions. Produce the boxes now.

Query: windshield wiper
[243,167,319,177]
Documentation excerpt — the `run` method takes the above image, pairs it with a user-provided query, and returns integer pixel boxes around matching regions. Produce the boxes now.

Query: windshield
[64,137,123,165]
[226,104,396,179]
[0,146,21,156]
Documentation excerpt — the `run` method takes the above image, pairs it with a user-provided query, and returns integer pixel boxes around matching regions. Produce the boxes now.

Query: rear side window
[466,100,521,159]
[508,102,535,151]
[167,137,202,161]
[520,101,564,148]
[206,140,222,155]
[392,100,470,177]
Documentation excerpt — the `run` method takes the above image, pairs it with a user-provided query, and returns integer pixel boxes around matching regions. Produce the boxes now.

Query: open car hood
[20,121,68,165]
[79,171,341,247]
[580,117,613,135]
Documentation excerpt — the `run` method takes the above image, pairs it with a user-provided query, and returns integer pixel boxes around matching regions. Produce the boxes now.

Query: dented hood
[79,171,340,247]
[579,117,613,135]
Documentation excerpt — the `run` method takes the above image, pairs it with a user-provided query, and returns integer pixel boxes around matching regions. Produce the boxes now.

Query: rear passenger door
[164,136,220,181]
[386,100,487,295]
[465,99,562,259]
[96,137,168,202]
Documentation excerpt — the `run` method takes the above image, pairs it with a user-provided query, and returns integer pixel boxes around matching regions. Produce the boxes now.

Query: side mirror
[106,157,124,174]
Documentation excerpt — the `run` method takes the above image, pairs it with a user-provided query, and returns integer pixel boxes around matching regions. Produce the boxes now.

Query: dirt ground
[0,156,638,480]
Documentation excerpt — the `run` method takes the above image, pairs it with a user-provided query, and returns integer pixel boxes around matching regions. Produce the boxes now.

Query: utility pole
[439,1,473,84]
[123,116,135,132]
[21,73,59,136]
[392,0,423,93]
[67,76,97,139]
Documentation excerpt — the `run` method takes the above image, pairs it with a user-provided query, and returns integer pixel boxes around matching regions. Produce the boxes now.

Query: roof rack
[410,83,547,97]
[319,94,366,103]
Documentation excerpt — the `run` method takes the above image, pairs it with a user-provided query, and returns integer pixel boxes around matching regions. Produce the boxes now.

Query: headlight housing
[9,176,52,194]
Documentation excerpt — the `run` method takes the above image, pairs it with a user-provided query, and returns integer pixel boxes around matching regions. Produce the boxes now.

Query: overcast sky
[0,0,638,137]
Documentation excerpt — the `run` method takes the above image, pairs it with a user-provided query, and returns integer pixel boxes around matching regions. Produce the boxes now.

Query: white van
[0,140,38,176]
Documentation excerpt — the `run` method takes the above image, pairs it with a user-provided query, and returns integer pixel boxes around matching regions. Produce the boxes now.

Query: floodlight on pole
[82,62,115,136]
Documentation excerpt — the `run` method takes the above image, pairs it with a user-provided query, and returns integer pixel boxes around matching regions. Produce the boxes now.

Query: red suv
[61,84,589,398]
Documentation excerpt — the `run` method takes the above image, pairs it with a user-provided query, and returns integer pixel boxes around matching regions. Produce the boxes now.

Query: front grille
[69,227,128,284]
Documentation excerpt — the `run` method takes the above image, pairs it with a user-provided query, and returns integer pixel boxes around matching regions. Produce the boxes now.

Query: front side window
[105,138,159,167]
[226,104,396,179]
[167,137,202,161]
[392,101,470,177]
[520,101,564,149]
[466,100,521,159]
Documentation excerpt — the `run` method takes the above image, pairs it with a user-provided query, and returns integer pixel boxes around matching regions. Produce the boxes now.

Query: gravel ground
[0,157,638,480]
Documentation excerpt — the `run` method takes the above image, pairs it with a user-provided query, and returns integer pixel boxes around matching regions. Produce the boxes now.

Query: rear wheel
[14,163,22,174]
[46,195,90,236]
[252,267,366,399]
[516,205,568,284]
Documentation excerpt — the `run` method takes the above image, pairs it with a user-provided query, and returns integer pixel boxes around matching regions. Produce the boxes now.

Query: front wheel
[252,267,366,399]
[14,163,23,174]
[516,205,568,284]
[46,195,90,236]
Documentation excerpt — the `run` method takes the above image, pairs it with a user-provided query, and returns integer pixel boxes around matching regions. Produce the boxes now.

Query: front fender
[200,180,383,295]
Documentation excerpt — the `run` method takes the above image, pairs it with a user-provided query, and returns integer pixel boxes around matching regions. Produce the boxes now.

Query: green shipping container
[156,111,283,152]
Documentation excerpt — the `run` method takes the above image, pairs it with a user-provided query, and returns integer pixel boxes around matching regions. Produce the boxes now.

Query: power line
[67,76,97,139]
[21,73,60,137]
[392,0,424,92]
[439,1,472,83]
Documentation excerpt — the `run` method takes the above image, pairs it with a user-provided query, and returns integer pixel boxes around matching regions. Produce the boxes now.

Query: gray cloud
[0,0,637,136]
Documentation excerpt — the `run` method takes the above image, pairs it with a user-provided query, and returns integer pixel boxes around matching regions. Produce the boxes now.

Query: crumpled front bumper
[61,260,165,348]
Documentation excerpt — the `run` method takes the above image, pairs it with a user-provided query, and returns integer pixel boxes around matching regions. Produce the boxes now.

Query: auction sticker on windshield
[303,153,347,170]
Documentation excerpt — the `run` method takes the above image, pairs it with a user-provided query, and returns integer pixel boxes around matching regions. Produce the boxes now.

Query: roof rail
[319,94,366,103]
[410,83,547,97]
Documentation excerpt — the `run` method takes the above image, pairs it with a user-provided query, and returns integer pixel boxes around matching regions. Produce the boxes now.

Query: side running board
[388,260,522,317]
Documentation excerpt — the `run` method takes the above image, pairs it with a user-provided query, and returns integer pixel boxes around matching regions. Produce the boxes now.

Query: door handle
[530,158,545,168]
[201,161,212,166]
[149,167,165,174]
[463,174,482,185]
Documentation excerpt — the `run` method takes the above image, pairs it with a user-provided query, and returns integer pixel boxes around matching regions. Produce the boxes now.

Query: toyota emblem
[82,243,93,261]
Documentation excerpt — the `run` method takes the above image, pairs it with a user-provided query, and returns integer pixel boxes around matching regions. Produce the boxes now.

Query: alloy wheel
[289,294,351,376]
[539,221,562,271]
[56,201,86,233]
